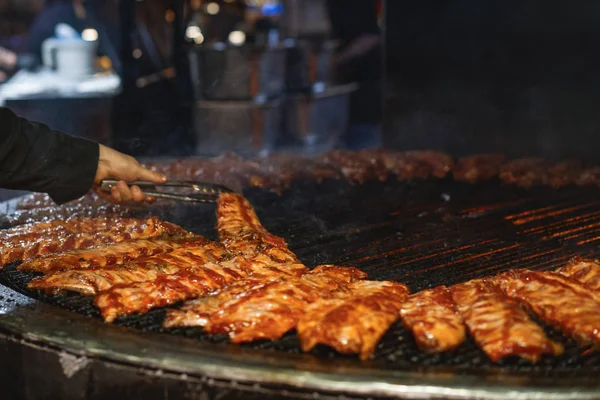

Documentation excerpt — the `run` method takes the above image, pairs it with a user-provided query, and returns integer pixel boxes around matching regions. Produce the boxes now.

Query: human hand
[93,144,166,204]
[0,47,17,71]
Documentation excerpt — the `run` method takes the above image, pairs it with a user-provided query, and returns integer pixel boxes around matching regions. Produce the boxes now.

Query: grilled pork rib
[556,257,600,292]
[163,265,367,342]
[1,217,115,239]
[95,255,307,323]
[316,150,389,184]
[499,158,549,188]
[297,280,409,360]
[453,154,506,183]
[450,278,563,363]
[3,217,184,239]
[30,263,183,296]
[400,285,466,353]
[575,166,600,186]
[494,269,600,347]
[19,235,205,273]
[216,193,299,263]
[92,193,307,322]
[0,217,187,267]
[95,263,246,322]
[27,240,231,295]
[547,159,583,188]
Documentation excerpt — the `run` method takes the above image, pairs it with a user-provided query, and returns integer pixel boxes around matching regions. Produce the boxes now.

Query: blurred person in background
[326,0,382,150]
[0,45,40,81]
[0,0,120,80]
[0,0,42,81]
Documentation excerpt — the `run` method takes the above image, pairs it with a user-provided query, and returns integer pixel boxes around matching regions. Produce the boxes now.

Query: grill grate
[2,178,600,377]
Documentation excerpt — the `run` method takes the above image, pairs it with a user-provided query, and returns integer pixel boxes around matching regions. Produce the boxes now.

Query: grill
[1,177,600,399]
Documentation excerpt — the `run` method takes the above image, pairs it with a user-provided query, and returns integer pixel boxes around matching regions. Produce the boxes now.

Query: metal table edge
[0,298,598,400]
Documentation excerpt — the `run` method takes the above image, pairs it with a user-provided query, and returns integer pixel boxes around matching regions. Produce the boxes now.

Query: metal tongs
[99,180,234,203]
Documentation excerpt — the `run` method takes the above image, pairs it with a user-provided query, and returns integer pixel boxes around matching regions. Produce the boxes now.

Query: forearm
[0,107,99,204]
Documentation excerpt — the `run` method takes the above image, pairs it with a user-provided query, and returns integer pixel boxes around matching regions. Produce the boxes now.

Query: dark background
[383,0,600,162]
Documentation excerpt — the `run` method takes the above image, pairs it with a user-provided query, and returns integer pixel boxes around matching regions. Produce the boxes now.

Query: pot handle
[41,39,58,69]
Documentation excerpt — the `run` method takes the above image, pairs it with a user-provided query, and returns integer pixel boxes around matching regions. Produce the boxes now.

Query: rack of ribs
[450,278,562,363]
[556,257,600,292]
[163,265,367,342]
[93,192,307,322]
[575,166,600,186]
[27,240,232,295]
[95,263,246,323]
[399,285,466,353]
[547,159,583,188]
[453,154,506,183]
[216,193,299,263]
[494,269,600,347]
[296,280,410,360]
[498,158,549,188]
[18,235,207,273]
[369,150,453,181]
[1,217,117,239]
[1,217,182,242]
[252,153,331,188]
[94,256,307,323]
[316,150,389,184]
[216,153,283,190]
[0,217,187,267]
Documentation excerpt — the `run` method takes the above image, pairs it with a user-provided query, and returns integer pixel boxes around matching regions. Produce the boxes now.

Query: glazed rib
[0,217,185,266]
[18,235,207,273]
[317,150,389,184]
[29,263,183,296]
[399,285,466,353]
[216,153,283,190]
[494,269,600,347]
[499,158,549,188]
[450,279,562,363]
[94,253,307,323]
[297,280,409,360]
[93,193,308,323]
[253,153,325,188]
[162,257,308,329]
[216,193,299,263]
[556,257,600,292]
[27,241,232,295]
[163,277,270,329]
[575,166,600,186]
[376,150,454,180]
[548,159,583,188]
[453,154,506,183]
[1,217,105,239]
[94,263,247,322]
[164,266,367,342]
[0,217,178,240]
[403,151,455,179]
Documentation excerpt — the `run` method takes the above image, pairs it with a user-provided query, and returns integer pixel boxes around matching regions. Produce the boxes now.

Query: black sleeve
[0,107,100,204]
